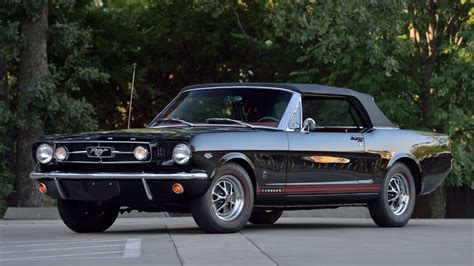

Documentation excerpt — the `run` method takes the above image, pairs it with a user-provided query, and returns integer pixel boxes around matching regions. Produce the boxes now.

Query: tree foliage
[72,0,294,129]
[0,0,472,215]
[267,0,473,189]
[0,0,106,212]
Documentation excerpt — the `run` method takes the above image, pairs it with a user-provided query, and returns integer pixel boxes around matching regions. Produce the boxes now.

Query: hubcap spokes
[212,175,244,221]
[387,173,410,216]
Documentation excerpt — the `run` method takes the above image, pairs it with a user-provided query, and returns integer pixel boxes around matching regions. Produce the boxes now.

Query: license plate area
[63,180,121,201]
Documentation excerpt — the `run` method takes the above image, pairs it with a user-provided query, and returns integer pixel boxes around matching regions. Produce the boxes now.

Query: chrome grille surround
[53,141,153,164]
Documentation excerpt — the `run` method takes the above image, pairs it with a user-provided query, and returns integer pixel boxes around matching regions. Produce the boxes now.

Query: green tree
[0,0,107,213]
[0,20,20,214]
[73,0,296,129]
[268,0,473,217]
[13,1,49,207]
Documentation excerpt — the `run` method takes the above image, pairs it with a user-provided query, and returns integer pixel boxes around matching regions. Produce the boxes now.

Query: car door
[284,96,378,202]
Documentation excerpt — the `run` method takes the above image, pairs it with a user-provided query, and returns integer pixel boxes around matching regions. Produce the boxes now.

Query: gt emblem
[86,147,113,158]
[261,188,282,193]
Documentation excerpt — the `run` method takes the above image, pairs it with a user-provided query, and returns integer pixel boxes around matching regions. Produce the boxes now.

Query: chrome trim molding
[372,127,399,129]
[54,178,67,199]
[142,178,154,200]
[68,151,87,154]
[30,172,208,180]
[285,97,302,131]
[150,123,282,131]
[53,141,151,144]
[58,160,153,165]
[183,85,296,94]
[53,141,153,164]
[278,92,302,130]
[265,180,374,186]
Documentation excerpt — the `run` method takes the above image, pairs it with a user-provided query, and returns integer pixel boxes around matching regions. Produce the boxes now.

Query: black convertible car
[31,83,452,233]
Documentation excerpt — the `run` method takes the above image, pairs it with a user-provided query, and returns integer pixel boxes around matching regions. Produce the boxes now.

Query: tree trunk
[0,58,8,107]
[0,58,14,215]
[428,186,447,218]
[13,3,48,207]
[0,58,11,172]
[413,186,446,218]
[407,0,447,219]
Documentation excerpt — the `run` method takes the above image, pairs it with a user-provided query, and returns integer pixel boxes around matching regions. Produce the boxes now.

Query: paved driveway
[0,217,472,265]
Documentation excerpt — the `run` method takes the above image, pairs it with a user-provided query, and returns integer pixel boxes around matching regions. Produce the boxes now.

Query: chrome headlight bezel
[172,143,191,165]
[54,146,68,162]
[36,143,54,164]
[133,145,149,161]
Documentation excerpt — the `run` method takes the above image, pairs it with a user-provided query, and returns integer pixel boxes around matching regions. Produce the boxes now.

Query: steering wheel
[256,117,279,123]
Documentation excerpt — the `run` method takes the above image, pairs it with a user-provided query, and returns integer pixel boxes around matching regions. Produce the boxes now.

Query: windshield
[151,88,293,128]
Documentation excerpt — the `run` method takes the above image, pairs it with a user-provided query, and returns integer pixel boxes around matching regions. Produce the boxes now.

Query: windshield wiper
[156,118,194,127]
[206,118,254,129]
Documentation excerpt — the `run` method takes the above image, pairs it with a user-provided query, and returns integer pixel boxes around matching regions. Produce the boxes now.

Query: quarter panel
[363,128,452,195]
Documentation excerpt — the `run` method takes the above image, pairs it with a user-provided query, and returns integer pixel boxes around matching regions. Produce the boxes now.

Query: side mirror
[303,118,316,133]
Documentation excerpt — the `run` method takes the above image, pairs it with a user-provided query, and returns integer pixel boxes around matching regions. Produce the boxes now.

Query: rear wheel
[57,200,119,233]
[249,209,283,225]
[190,163,254,233]
[369,163,415,227]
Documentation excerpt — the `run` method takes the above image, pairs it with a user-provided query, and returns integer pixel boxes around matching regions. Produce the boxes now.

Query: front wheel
[190,163,254,233]
[57,200,119,233]
[369,163,416,227]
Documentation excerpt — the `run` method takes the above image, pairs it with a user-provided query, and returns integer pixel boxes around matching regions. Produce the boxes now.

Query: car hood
[39,126,273,143]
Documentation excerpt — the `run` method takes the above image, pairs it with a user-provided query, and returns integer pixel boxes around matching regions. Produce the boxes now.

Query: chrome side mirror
[302,118,316,133]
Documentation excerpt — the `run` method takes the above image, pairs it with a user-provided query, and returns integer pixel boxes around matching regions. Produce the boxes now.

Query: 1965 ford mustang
[30,83,453,233]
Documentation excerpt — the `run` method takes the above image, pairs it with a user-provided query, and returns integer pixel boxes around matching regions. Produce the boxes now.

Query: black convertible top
[182,83,394,128]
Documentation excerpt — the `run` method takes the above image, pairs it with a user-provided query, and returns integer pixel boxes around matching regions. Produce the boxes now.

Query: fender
[387,152,423,175]
[212,152,256,179]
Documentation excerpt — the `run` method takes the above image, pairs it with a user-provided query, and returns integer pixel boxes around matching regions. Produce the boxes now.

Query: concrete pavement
[0,217,472,265]
[3,207,371,220]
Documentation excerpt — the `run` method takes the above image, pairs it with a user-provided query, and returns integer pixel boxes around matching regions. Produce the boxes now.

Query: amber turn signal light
[38,183,47,194]
[172,183,184,194]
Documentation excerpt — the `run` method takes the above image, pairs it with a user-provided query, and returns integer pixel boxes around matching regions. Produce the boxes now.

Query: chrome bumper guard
[30,171,208,200]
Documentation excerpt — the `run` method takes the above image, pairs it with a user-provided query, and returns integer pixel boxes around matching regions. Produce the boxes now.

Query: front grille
[157,142,175,159]
[54,141,153,164]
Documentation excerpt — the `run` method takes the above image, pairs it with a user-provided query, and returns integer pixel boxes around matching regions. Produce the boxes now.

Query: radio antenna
[127,63,137,129]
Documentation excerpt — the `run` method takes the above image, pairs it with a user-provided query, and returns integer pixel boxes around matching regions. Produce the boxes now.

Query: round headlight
[55,146,68,161]
[134,146,149,161]
[36,144,53,164]
[172,143,191,165]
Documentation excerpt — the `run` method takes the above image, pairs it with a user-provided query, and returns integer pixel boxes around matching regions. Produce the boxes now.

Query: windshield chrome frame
[285,97,303,132]
[148,85,302,131]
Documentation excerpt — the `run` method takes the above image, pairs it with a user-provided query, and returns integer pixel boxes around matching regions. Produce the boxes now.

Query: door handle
[350,136,364,142]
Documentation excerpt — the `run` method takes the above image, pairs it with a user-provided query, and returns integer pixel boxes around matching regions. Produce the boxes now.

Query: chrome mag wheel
[387,173,410,216]
[212,175,245,221]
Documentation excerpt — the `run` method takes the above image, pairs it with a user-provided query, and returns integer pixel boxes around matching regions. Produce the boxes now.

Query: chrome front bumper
[30,171,209,200]
[30,172,208,180]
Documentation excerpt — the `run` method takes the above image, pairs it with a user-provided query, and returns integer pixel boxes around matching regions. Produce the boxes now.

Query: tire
[369,163,416,227]
[248,209,283,225]
[190,163,254,233]
[57,200,119,233]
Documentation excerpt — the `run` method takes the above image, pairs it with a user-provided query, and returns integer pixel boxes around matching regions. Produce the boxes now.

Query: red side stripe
[257,184,382,194]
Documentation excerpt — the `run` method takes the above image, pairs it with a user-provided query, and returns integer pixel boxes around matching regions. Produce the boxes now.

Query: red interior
[248,122,279,127]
